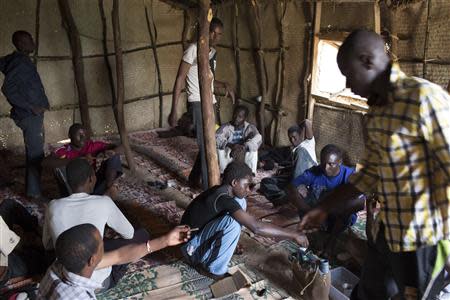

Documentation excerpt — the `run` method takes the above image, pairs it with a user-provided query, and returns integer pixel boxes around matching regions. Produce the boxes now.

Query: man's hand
[298,207,328,231]
[293,233,309,247]
[163,225,191,247]
[168,111,177,128]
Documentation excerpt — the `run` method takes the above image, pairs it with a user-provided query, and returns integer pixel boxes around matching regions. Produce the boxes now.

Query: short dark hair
[222,162,252,185]
[66,158,94,190]
[320,144,343,161]
[12,30,31,49]
[233,105,249,118]
[68,123,85,139]
[210,17,224,32]
[288,120,308,135]
[55,224,100,274]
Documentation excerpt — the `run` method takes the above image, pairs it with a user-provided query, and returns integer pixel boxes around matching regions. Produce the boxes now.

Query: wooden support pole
[98,0,116,114]
[33,0,41,65]
[112,0,136,172]
[198,0,220,187]
[273,0,287,146]
[307,1,322,120]
[232,0,241,98]
[249,0,267,144]
[58,0,92,134]
[182,10,190,51]
[145,7,164,128]
[423,0,432,79]
[373,0,381,34]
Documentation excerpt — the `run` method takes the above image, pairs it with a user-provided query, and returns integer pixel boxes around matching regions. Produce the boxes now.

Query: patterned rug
[97,262,292,300]
[1,130,367,299]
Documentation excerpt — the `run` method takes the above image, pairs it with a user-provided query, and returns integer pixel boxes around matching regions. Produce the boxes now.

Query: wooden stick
[58,0,92,135]
[198,0,220,187]
[232,0,241,98]
[98,0,117,111]
[182,10,190,51]
[249,0,267,145]
[422,0,432,78]
[273,0,287,146]
[145,6,164,128]
[33,0,41,65]
[112,0,136,172]
[35,41,183,61]
[307,1,322,120]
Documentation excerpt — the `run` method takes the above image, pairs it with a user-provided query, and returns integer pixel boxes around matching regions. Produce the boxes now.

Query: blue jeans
[15,114,45,197]
[181,197,246,275]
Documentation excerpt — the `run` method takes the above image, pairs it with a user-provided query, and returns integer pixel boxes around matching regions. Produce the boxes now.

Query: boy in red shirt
[44,123,123,198]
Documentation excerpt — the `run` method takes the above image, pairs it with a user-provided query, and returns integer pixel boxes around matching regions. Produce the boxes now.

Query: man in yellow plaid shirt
[300,29,450,299]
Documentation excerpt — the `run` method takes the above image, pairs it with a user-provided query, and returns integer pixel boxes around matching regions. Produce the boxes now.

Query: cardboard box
[210,269,251,298]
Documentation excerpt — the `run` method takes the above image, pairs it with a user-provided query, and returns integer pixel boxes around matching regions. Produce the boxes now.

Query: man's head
[223,162,253,199]
[66,158,96,193]
[12,31,35,54]
[55,224,103,277]
[68,123,87,149]
[337,29,390,99]
[232,105,249,128]
[287,121,308,147]
[209,17,223,47]
[320,144,343,177]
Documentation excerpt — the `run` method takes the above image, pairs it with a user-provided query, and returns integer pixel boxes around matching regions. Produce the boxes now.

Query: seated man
[180,162,308,279]
[288,144,358,234]
[43,123,123,197]
[38,223,191,299]
[0,199,49,296]
[216,105,262,175]
[260,119,317,206]
[42,158,146,289]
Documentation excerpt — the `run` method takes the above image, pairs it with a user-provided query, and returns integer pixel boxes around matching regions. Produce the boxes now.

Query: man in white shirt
[168,17,235,190]
[260,119,317,206]
[42,158,146,289]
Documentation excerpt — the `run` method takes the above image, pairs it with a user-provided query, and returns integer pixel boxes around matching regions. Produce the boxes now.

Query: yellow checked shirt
[350,63,450,252]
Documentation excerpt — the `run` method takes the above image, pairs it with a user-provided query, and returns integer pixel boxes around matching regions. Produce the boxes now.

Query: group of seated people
[1,108,360,299]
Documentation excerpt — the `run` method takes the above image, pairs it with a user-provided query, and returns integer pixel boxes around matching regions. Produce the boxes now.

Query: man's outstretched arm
[232,209,308,247]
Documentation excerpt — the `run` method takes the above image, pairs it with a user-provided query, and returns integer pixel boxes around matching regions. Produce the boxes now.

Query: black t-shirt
[180,185,242,229]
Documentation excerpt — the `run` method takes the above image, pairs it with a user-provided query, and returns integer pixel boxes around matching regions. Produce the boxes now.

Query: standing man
[300,29,450,299]
[169,17,235,190]
[0,31,49,200]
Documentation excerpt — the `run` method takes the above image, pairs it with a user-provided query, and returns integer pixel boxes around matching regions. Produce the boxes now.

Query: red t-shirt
[54,140,108,168]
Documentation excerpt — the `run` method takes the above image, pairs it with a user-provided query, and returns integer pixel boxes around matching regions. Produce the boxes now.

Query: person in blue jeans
[288,144,361,236]
[180,162,308,280]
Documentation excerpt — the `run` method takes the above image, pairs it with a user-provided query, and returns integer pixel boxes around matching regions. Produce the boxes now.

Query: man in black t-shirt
[180,162,308,279]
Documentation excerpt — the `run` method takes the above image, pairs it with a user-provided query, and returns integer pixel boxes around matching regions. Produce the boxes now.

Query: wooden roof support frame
[198,0,220,187]
[112,0,136,172]
[58,0,92,135]
[307,1,321,120]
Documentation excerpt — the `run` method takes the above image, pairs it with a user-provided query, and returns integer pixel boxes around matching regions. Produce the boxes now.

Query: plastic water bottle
[319,259,329,274]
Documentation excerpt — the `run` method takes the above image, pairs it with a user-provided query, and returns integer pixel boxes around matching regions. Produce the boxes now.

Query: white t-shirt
[183,43,217,103]
[0,216,19,267]
[42,193,134,286]
[298,137,317,163]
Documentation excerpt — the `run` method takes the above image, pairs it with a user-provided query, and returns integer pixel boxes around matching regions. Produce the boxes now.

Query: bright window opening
[312,40,368,109]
